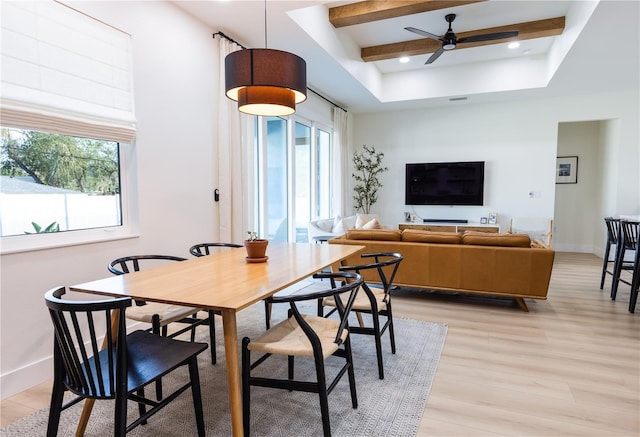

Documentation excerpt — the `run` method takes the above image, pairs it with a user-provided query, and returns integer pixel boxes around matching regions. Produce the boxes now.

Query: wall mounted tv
[405,161,485,206]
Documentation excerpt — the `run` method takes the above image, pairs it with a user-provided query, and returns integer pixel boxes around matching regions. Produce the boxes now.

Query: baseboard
[1,356,52,400]
[553,244,594,253]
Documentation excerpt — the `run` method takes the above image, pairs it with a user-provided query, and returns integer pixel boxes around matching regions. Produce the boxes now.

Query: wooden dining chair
[611,220,640,311]
[242,272,363,437]
[189,242,243,257]
[45,287,207,437]
[108,255,217,399]
[320,252,403,380]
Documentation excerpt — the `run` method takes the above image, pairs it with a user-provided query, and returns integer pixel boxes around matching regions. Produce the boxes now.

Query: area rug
[1,294,447,437]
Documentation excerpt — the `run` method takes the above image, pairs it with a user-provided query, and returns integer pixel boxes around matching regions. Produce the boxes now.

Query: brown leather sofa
[328,228,555,311]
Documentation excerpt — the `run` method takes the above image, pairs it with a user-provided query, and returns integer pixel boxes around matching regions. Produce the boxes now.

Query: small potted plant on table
[244,231,269,262]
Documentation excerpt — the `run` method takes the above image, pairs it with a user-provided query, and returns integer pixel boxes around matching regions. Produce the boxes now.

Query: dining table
[69,242,364,437]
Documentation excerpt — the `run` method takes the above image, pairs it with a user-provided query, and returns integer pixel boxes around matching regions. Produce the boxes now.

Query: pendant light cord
[264,0,268,48]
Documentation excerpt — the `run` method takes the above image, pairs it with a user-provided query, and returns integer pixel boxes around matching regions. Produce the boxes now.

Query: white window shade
[0,1,135,143]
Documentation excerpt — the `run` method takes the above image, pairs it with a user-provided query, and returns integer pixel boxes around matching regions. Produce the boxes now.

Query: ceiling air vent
[449,96,468,102]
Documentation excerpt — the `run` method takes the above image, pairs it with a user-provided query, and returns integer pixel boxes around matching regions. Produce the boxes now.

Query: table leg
[221,309,244,437]
[76,309,121,436]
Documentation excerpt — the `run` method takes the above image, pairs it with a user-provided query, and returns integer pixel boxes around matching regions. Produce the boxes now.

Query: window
[0,2,136,253]
[255,116,332,243]
[1,127,122,237]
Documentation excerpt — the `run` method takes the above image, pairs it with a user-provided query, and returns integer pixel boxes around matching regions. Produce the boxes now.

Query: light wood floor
[2,252,638,436]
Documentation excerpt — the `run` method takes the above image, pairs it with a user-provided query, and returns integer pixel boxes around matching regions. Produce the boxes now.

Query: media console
[399,222,500,233]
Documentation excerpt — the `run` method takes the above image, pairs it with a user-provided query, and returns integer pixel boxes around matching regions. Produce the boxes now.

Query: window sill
[1,228,140,255]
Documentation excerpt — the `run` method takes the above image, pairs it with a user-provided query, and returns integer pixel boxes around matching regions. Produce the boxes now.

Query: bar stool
[600,217,620,289]
[610,220,639,309]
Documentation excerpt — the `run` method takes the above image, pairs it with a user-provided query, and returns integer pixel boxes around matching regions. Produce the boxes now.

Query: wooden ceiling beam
[329,0,486,28]
[361,16,566,62]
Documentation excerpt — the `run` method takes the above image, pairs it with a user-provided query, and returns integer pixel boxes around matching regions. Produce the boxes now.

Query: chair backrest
[189,243,242,257]
[339,252,403,302]
[108,255,187,275]
[45,287,132,398]
[620,220,639,250]
[604,217,621,245]
[269,272,363,348]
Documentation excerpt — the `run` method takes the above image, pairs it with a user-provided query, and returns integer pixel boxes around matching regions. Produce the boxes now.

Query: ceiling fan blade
[425,47,445,64]
[405,26,442,42]
[457,31,519,44]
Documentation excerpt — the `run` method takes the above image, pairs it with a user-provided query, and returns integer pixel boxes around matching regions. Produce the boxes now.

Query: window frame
[0,140,138,254]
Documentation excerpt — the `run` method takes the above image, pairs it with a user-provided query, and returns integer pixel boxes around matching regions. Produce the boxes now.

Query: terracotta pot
[244,239,269,259]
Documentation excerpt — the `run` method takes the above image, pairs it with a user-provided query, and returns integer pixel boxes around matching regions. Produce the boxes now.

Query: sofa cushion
[355,213,378,229]
[402,229,462,244]
[345,229,402,241]
[462,231,531,247]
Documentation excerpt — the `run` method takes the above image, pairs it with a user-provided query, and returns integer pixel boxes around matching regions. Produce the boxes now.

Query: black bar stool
[610,220,639,311]
[600,217,620,289]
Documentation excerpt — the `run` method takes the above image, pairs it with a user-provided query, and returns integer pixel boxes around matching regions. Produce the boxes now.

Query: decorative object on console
[480,217,488,224]
[245,231,268,262]
[352,145,388,214]
[556,156,578,184]
[488,213,498,224]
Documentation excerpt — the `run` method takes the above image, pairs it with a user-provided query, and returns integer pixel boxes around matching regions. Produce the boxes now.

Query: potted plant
[352,145,388,214]
[244,231,269,262]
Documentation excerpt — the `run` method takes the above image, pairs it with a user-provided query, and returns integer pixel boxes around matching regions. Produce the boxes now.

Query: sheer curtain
[332,107,349,216]
[216,37,251,243]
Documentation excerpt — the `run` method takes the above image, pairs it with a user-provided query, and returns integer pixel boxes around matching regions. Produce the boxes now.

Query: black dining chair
[108,255,217,399]
[45,287,207,437]
[610,220,640,312]
[320,252,403,380]
[189,242,243,257]
[242,272,363,437]
[600,217,621,289]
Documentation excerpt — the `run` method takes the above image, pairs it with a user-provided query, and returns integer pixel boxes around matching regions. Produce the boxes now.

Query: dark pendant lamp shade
[225,48,307,116]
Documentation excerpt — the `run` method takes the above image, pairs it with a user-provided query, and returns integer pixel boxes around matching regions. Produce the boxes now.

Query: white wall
[0,1,220,398]
[351,90,639,246]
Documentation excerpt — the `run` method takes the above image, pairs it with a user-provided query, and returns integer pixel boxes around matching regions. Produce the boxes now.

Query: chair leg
[611,246,625,300]
[208,310,217,365]
[344,337,358,409]
[371,312,385,380]
[600,242,611,289]
[629,253,640,313]
[242,338,251,437]
[188,358,206,437]
[46,378,65,437]
[386,305,396,355]
[151,316,164,400]
[264,299,272,330]
[313,354,331,437]
[137,387,147,425]
[114,387,127,437]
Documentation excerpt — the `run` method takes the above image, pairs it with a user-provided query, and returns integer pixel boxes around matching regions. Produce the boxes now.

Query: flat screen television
[405,161,485,206]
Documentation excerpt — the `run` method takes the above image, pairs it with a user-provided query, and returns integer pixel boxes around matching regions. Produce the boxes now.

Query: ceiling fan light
[225,48,307,116]
[443,42,456,50]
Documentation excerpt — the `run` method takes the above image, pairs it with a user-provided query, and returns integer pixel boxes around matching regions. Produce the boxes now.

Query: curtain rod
[213,31,347,113]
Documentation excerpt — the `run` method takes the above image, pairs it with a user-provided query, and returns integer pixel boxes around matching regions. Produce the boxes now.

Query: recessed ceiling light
[508,42,521,49]
[399,56,410,63]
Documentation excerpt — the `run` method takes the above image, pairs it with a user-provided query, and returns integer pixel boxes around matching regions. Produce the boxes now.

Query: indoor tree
[352,144,388,214]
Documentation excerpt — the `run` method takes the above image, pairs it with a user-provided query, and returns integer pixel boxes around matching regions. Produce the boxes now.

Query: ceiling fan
[405,14,519,65]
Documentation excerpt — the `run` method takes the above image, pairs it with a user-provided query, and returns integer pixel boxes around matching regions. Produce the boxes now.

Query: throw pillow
[331,219,348,234]
[362,218,383,230]
[355,214,368,229]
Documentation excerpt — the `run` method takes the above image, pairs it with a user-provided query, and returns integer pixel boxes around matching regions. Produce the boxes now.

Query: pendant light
[225,0,307,116]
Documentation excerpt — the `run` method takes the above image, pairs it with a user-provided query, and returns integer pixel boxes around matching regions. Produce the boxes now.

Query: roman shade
[0,1,136,143]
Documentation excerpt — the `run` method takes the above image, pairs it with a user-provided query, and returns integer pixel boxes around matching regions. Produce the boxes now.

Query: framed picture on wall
[556,156,578,184]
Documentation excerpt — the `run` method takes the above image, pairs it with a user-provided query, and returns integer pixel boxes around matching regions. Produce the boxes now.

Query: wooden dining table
[69,242,364,437]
